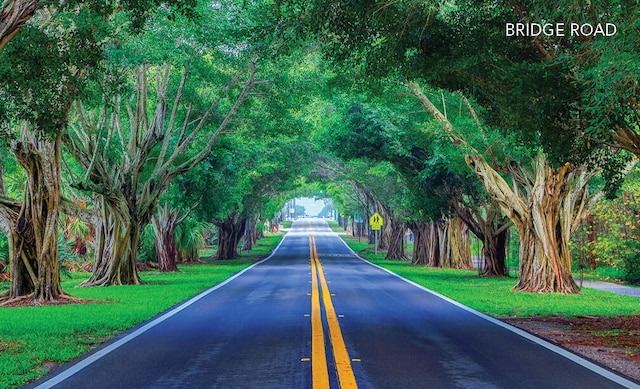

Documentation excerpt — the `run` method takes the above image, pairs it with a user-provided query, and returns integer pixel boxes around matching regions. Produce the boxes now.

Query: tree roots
[0,292,93,307]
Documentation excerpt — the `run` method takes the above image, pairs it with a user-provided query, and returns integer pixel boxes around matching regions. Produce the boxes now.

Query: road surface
[28,220,639,388]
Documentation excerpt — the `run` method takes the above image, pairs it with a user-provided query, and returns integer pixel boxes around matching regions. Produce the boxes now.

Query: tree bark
[0,0,40,52]
[155,226,178,272]
[5,133,66,303]
[80,198,142,287]
[439,216,472,269]
[586,214,597,271]
[466,152,599,293]
[384,215,406,260]
[178,246,200,263]
[409,82,601,293]
[454,200,510,277]
[216,216,246,260]
[151,204,182,272]
[242,217,258,252]
[483,227,508,276]
[0,134,89,305]
[409,221,439,266]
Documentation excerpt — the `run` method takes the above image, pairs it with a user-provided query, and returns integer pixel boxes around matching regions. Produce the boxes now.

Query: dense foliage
[589,168,640,283]
[1,0,640,296]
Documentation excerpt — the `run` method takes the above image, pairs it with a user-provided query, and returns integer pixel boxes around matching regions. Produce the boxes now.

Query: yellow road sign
[370,212,384,230]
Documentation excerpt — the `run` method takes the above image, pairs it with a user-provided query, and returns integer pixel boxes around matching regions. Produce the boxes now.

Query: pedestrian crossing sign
[370,212,384,231]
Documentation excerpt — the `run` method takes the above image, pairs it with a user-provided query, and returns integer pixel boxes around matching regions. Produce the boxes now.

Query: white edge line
[35,233,289,389]
[334,231,640,389]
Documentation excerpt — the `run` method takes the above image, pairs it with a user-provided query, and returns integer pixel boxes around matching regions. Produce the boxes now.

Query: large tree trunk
[151,204,180,272]
[7,134,65,303]
[155,226,178,272]
[81,200,142,287]
[216,217,246,260]
[586,214,598,271]
[466,152,600,293]
[242,217,259,252]
[384,215,406,260]
[482,227,508,277]
[439,217,472,269]
[409,221,439,266]
[178,246,200,263]
[409,82,601,293]
[454,201,510,277]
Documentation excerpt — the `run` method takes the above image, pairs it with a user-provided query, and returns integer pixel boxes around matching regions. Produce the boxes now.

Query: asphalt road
[29,220,639,388]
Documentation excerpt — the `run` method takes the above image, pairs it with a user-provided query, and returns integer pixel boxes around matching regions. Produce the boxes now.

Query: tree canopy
[1,0,640,300]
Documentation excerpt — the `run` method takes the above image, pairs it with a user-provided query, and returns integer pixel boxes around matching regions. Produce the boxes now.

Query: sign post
[369,212,384,255]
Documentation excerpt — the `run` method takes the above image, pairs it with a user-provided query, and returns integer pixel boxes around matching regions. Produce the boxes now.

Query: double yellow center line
[309,235,358,389]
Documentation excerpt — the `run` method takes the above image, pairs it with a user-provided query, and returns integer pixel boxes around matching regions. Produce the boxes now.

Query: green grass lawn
[369,260,640,317]
[0,233,283,388]
[331,223,640,319]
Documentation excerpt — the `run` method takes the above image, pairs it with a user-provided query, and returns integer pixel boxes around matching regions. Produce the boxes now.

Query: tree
[409,83,604,293]
[0,0,198,303]
[0,6,111,302]
[0,0,196,51]
[349,162,408,260]
[151,202,198,272]
[452,199,511,277]
[314,99,416,260]
[286,0,633,291]
[65,64,256,286]
[0,0,40,51]
[319,96,477,266]
[188,48,327,260]
[582,166,640,283]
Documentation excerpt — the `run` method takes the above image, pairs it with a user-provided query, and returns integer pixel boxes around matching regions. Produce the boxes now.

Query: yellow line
[312,236,358,389]
[310,236,329,388]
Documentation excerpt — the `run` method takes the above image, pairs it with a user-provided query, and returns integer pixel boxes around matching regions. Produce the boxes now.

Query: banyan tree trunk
[454,201,509,277]
[513,184,579,293]
[155,229,178,272]
[179,246,200,263]
[409,221,426,265]
[425,222,439,267]
[152,212,179,273]
[481,227,508,277]
[410,221,439,266]
[9,135,65,302]
[378,216,389,251]
[384,215,406,260]
[81,200,142,286]
[217,217,246,260]
[586,214,598,271]
[465,152,594,293]
[439,217,472,269]
[409,82,597,293]
[242,219,258,251]
[0,0,40,51]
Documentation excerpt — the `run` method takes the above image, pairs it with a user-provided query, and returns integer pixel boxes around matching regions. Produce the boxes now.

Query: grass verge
[332,223,640,318]
[0,233,283,388]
